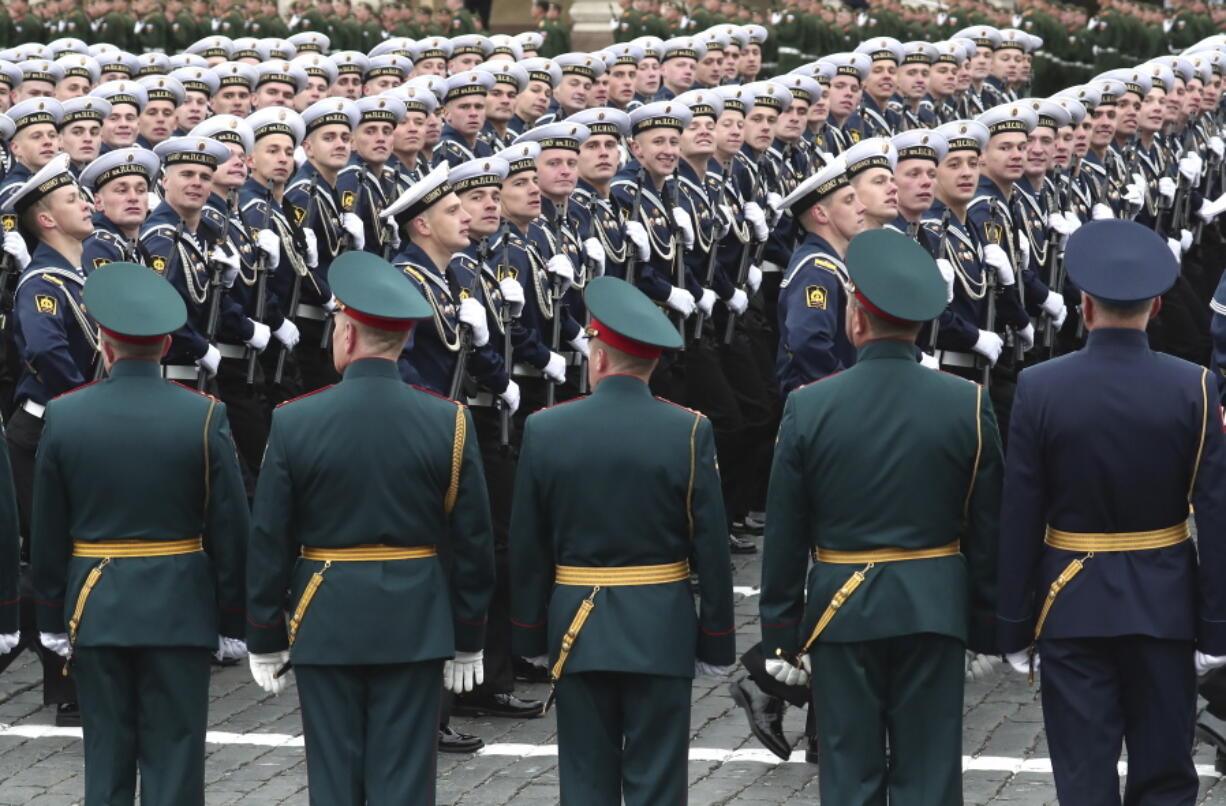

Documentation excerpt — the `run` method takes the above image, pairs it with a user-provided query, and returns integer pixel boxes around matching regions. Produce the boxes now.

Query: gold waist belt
[290,545,437,645]
[72,537,203,558]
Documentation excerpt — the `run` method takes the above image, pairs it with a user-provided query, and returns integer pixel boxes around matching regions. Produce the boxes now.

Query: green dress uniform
[31,263,249,806]
[246,252,496,806]
[510,277,736,806]
[759,230,1001,805]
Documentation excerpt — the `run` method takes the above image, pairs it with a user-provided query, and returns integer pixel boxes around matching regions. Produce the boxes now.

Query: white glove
[1210,136,1225,159]
[965,651,997,681]
[1196,651,1226,676]
[726,288,748,315]
[623,220,650,261]
[1180,228,1193,253]
[764,654,810,687]
[543,351,567,384]
[1180,152,1203,184]
[1017,322,1035,352]
[546,254,575,294]
[1091,202,1114,221]
[499,277,525,317]
[1158,176,1177,203]
[716,204,734,238]
[458,297,490,347]
[1123,181,1145,208]
[210,244,241,288]
[303,229,319,268]
[742,201,770,241]
[671,208,695,248]
[1199,194,1226,222]
[1168,237,1182,264]
[697,288,716,317]
[323,296,338,313]
[583,237,606,276]
[273,319,300,348]
[499,379,520,415]
[256,228,280,264]
[666,286,696,317]
[568,331,590,357]
[1016,231,1030,270]
[935,258,955,304]
[0,632,19,654]
[3,232,31,270]
[1005,649,1034,675]
[146,191,161,212]
[443,650,484,693]
[1048,211,1078,236]
[972,330,1004,366]
[249,650,290,695]
[920,351,939,370]
[39,632,70,658]
[341,212,365,250]
[197,344,222,377]
[524,654,549,668]
[387,222,401,251]
[1041,291,1067,329]
[215,636,248,662]
[695,662,735,677]
[982,244,1014,286]
[765,191,784,225]
[747,264,763,293]
[245,321,271,352]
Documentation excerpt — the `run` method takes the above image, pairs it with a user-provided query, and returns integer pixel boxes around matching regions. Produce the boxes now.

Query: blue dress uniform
[76,146,162,275]
[510,277,735,806]
[32,262,249,806]
[997,220,1226,806]
[433,71,497,169]
[342,95,407,258]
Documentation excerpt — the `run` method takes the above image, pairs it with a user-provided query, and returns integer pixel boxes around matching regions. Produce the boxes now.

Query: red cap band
[99,326,165,345]
[589,316,661,359]
[338,302,417,332]
[854,289,913,327]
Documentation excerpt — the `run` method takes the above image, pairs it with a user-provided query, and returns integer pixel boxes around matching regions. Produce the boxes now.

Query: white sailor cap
[952,26,1002,51]
[820,52,872,82]
[409,38,452,63]
[567,107,631,138]
[139,75,186,105]
[514,31,545,53]
[449,35,494,61]
[995,28,1028,52]
[1157,55,1197,85]
[1050,95,1086,127]
[190,114,256,154]
[976,102,1038,137]
[520,57,562,88]
[718,24,749,50]
[902,41,939,66]
[741,25,768,47]
[1097,68,1150,99]
[6,98,64,132]
[478,60,529,92]
[778,74,824,105]
[891,129,947,164]
[1019,97,1070,130]
[699,30,731,54]
[0,62,21,89]
[48,37,90,57]
[288,32,330,55]
[356,94,406,126]
[780,155,848,214]
[389,82,440,115]
[135,52,171,78]
[495,141,541,175]
[743,80,793,111]
[950,38,979,60]
[405,74,447,105]
[292,54,338,85]
[441,70,493,104]
[1089,77,1126,106]
[369,38,416,60]
[487,35,524,62]
[55,54,100,84]
[713,84,750,115]
[676,89,724,119]
[213,61,259,90]
[331,51,371,78]
[1055,83,1103,111]
[0,115,13,143]
[88,43,119,59]
[364,54,410,83]
[91,79,147,111]
[262,38,298,61]
[1186,55,1215,84]
[169,53,210,70]
[0,45,47,62]
[1140,61,1176,94]
[631,37,665,62]
[302,97,359,134]
[58,96,111,128]
[448,156,510,194]
[78,146,159,192]
[933,120,989,154]
[171,66,220,97]
[231,37,267,62]
[513,121,592,151]
[627,101,692,136]
[255,60,309,92]
[661,37,706,63]
[932,40,969,66]
[188,36,235,61]
[854,37,905,64]
[604,43,644,67]
[246,106,306,144]
[1,153,77,215]
[383,162,453,223]
[555,52,606,80]
[843,137,897,177]
[18,59,65,86]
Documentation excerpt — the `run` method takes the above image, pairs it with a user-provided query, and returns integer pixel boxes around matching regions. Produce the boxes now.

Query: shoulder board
[921,219,942,233]
[812,256,841,274]
[410,384,464,407]
[200,206,225,226]
[654,396,707,417]
[275,384,335,408]
[141,222,179,238]
[170,380,219,400]
[40,273,66,287]
[92,229,121,245]
[52,378,103,400]
[286,177,313,194]
[240,196,269,214]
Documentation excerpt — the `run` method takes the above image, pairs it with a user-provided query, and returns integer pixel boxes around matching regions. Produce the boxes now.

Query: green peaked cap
[846,228,946,324]
[83,261,187,339]
[584,276,683,356]
[330,251,431,329]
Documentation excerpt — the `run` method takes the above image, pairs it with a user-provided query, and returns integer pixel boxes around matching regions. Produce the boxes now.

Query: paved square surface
[1,547,1223,804]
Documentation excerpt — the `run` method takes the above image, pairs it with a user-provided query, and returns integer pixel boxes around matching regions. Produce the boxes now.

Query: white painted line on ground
[0,725,1218,777]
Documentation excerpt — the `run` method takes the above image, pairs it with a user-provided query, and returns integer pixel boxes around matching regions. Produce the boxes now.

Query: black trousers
[6,405,41,541]
[259,339,304,405]
[214,354,270,491]
[294,318,340,394]
[0,564,74,705]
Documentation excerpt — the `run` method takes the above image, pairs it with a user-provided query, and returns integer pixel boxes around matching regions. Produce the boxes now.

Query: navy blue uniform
[12,244,95,406]
[81,214,141,273]
[775,231,855,393]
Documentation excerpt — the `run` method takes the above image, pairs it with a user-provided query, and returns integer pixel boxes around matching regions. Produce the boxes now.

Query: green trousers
[295,660,443,806]
[810,633,964,806]
[73,646,211,806]
[555,671,692,806]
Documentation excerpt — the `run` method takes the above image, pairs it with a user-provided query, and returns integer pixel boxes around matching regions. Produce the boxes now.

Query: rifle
[662,174,687,350]
[545,202,566,406]
[724,151,769,346]
[1001,194,1027,363]
[198,191,235,390]
[981,235,998,388]
[244,188,275,385]
[274,172,319,385]
[320,182,351,349]
[447,250,489,402]
[496,221,513,448]
[691,167,727,343]
[926,206,951,353]
[624,166,646,286]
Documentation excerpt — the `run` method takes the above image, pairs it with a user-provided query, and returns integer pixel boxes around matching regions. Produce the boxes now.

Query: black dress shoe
[453,692,545,719]
[729,678,789,760]
[438,726,484,753]
[513,656,550,683]
[732,519,764,537]
[729,533,757,554]
[55,702,81,728]
[805,734,819,764]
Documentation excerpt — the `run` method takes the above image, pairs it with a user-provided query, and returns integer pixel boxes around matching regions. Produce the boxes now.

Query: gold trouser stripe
[72,537,204,558]
[812,540,962,564]
[1043,523,1190,552]
[445,404,466,515]
[554,560,691,586]
[797,541,962,656]
[300,545,438,561]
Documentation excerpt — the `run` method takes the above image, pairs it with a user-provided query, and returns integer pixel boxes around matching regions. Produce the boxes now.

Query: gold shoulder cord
[687,413,700,542]
[964,385,984,520]
[445,404,466,515]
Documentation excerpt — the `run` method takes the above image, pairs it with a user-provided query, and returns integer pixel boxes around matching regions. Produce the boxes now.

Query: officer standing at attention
[760,229,1001,804]
[31,262,249,806]
[245,251,496,805]
[510,276,735,806]
[997,219,1226,805]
